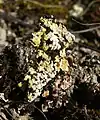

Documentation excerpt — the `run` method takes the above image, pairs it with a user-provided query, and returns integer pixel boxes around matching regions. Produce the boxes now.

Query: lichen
[18,17,75,102]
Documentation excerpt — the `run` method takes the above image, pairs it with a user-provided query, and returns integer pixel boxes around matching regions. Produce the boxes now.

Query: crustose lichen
[18,17,75,102]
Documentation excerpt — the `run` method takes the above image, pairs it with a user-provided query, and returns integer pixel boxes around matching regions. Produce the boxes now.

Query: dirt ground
[0,0,100,120]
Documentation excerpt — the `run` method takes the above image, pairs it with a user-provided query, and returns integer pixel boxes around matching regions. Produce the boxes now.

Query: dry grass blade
[71,25,100,33]
[72,18,100,26]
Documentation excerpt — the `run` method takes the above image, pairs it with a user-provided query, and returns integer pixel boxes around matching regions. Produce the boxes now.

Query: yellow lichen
[18,17,75,102]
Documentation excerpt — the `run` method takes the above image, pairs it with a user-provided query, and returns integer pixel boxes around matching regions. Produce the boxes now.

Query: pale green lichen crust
[18,17,75,102]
